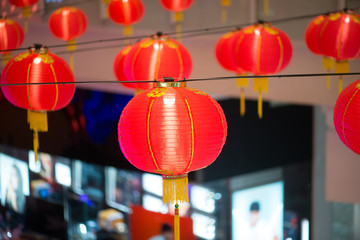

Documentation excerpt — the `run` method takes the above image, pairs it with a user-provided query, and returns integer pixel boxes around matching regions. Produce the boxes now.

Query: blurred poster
[0,153,30,214]
[232,181,284,240]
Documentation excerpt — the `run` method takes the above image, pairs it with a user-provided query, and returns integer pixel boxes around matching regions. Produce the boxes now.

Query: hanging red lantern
[8,0,39,32]
[0,18,24,66]
[123,33,192,90]
[159,0,194,40]
[233,22,293,118]
[305,14,335,89]
[215,30,248,116]
[319,10,360,93]
[113,45,135,89]
[334,79,360,155]
[48,6,88,70]
[118,80,227,240]
[1,44,75,161]
[108,0,144,36]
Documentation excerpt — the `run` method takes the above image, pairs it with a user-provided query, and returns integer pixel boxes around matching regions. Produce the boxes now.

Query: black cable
[0,72,359,87]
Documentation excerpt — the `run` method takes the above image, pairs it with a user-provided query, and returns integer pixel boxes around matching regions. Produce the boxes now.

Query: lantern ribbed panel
[1,50,75,111]
[123,36,192,90]
[8,0,38,7]
[48,7,88,41]
[159,0,194,12]
[114,45,134,88]
[233,24,293,75]
[108,0,144,25]
[319,12,360,61]
[305,15,326,55]
[0,19,24,54]
[118,87,227,176]
[334,79,360,155]
[215,31,245,74]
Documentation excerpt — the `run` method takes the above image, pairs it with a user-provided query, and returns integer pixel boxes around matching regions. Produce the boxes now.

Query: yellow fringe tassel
[263,0,269,16]
[162,174,189,204]
[174,12,183,42]
[66,40,76,71]
[27,110,48,162]
[254,78,267,119]
[123,25,133,36]
[2,53,11,66]
[22,6,31,33]
[240,88,245,117]
[323,57,335,89]
[326,69,331,89]
[335,61,349,94]
[174,204,180,240]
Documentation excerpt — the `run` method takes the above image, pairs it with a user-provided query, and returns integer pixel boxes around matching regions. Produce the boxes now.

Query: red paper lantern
[233,23,293,118]
[108,0,144,36]
[123,33,192,90]
[1,45,75,160]
[114,45,134,89]
[215,30,248,115]
[0,18,24,66]
[319,10,360,93]
[118,81,227,239]
[334,79,360,155]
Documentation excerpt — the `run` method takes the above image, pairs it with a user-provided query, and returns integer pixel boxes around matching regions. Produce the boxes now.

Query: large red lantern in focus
[319,10,360,93]
[334,79,360,155]
[305,14,335,89]
[215,30,248,116]
[0,18,24,66]
[233,23,293,118]
[8,0,39,32]
[159,0,194,40]
[123,33,192,90]
[48,6,88,70]
[108,0,144,36]
[1,45,75,161]
[118,80,227,240]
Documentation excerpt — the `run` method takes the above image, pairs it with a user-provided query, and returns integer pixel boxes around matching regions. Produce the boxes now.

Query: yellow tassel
[326,70,331,89]
[174,12,183,42]
[174,204,180,240]
[322,57,335,70]
[22,6,31,33]
[240,88,245,116]
[174,12,184,22]
[263,0,269,16]
[102,0,110,18]
[27,110,48,162]
[221,0,231,23]
[335,61,348,94]
[162,174,189,204]
[2,53,11,66]
[254,78,267,119]
[123,25,133,36]
[66,40,76,71]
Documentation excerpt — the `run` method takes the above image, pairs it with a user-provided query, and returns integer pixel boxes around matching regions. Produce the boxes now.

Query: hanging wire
[1,6,360,53]
[1,72,360,87]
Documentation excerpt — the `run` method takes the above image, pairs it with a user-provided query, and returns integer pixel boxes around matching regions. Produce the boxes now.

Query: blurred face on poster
[5,164,25,214]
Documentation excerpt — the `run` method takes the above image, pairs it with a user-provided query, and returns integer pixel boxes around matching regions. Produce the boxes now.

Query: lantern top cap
[30,44,49,54]
[154,79,186,88]
[152,32,168,41]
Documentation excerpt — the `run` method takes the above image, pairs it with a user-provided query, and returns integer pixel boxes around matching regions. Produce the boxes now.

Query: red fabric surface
[48,7,88,41]
[130,205,195,240]
[1,49,75,111]
[0,19,24,55]
[123,35,192,90]
[215,30,245,74]
[113,45,135,89]
[233,23,293,75]
[8,0,38,7]
[319,11,360,61]
[118,87,227,176]
[334,79,360,155]
[108,0,144,25]
[159,0,194,12]
[305,15,326,55]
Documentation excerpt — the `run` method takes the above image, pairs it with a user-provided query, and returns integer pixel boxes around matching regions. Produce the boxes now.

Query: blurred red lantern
[334,79,360,155]
[108,0,144,36]
[48,6,88,70]
[0,18,24,66]
[123,33,192,90]
[233,23,293,118]
[113,45,135,89]
[118,80,227,239]
[159,0,194,40]
[305,14,335,89]
[319,10,360,93]
[8,0,39,32]
[215,30,248,116]
[1,45,75,161]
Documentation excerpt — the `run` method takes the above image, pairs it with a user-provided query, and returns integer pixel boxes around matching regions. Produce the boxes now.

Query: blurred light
[214,192,222,200]
[143,194,168,214]
[163,95,175,105]
[191,185,216,213]
[7,232,12,238]
[286,238,293,240]
[142,173,162,196]
[255,29,260,36]
[301,218,309,240]
[79,223,87,235]
[191,213,216,240]
[345,16,350,23]
[33,57,41,64]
